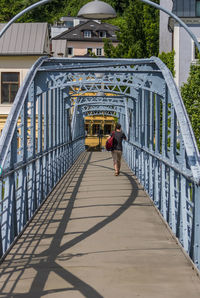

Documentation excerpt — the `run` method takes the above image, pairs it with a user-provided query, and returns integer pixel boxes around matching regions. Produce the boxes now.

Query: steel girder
[80,103,126,115]
[81,105,120,113]
[84,111,117,117]
[76,96,128,108]
[74,95,129,123]
[0,56,200,270]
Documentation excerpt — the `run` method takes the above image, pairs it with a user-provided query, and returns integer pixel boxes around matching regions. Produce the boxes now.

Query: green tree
[181,62,200,150]
[158,50,175,77]
[0,0,87,23]
[19,0,70,23]
[108,0,130,15]
[0,0,27,22]
[143,1,159,57]
[104,0,159,59]
[104,39,116,58]
[0,0,130,23]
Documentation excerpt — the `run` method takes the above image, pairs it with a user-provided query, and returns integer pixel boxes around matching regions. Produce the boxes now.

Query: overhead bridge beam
[84,111,117,117]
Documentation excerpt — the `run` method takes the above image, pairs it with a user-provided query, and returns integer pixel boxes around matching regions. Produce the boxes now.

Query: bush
[181,61,200,150]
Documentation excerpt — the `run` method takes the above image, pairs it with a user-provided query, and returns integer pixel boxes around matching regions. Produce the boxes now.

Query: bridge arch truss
[0,56,200,269]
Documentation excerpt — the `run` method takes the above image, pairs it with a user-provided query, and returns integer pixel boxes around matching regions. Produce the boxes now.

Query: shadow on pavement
[0,152,139,298]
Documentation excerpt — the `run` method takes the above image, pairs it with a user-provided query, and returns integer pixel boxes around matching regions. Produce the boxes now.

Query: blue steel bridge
[0,56,200,296]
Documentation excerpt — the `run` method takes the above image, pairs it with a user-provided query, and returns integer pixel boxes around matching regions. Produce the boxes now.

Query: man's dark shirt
[111,130,126,151]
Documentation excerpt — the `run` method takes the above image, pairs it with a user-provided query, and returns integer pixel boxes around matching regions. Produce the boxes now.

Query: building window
[1,72,19,104]
[64,21,73,28]
[196,1,200,16]
[87,48,93,55]
[99,31,106,38]
[96,48,102,56]
[84,30,91,38]
[67,47,73,56]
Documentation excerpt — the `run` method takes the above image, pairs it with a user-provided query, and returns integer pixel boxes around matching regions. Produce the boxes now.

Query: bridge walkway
[0,151,200,298]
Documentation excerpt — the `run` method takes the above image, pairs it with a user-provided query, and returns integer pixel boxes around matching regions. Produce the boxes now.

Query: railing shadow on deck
[0,152,140,298]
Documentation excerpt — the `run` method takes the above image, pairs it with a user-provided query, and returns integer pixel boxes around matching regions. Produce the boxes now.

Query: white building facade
[159,0,200,87]
[0,23,51,133]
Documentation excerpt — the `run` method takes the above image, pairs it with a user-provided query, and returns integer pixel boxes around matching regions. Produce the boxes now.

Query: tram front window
[92,124,100,135]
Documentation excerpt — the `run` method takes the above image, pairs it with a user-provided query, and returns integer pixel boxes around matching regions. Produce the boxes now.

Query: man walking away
[108,123,126,176]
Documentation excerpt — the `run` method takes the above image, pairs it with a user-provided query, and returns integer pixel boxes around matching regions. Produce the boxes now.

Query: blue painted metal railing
[0,57,85,258]
[0,56,200,270]
[122,58,200,269]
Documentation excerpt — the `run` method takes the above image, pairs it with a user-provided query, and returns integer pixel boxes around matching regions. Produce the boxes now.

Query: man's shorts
[111,150,122,164]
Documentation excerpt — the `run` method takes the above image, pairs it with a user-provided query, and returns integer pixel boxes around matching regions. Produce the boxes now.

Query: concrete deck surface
[0,151,200,298]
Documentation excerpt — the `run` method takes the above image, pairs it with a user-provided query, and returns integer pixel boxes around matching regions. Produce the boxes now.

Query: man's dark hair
[115,123,121,130]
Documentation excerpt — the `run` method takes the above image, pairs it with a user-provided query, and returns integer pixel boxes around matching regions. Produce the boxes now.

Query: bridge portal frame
[0,56,200,270]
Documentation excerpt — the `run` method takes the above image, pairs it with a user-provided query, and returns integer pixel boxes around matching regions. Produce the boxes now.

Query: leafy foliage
[143,1,159,57]
[0,0,27,22]
[158,50,175,77]
[181,61,200,150]
[0,0,130,23]
[108,0,129,15]
[104,0,159,59]
[23,0,68,23]
[0,0,88,23]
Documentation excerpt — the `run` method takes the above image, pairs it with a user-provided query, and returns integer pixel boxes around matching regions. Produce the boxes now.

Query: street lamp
[77,0,116,19]
[78,0,200,53]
